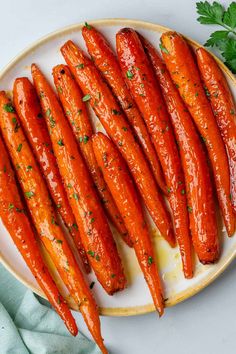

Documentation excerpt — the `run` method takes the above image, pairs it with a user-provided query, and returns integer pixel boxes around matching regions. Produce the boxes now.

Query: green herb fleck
[57,139,64,146]
[73,193,79,200]
[17,143,22,152]
[25,191,35,199]
[82,94,91,102]
[4,103,14,113]
[26,165,32,172]
[8,203,14,210]
[112,109,121,115]
[87,250,95,257]
[187,206,193,213]
[159,43,169,54]
[76,63,84,69]
[148,256,153,265]
[126,70,134,79]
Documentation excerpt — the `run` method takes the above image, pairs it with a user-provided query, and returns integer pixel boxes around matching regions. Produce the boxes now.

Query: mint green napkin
[0,263,101,354]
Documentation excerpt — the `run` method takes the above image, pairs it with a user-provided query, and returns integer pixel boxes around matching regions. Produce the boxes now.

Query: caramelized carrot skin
[0,136,78,336]
[82,25,166,193]
[143,38,219,263]
[93,132,164,315]
[52,65,131,247]
[13,77,90,273]
[161,32,235,236]
[61,40,175,248]
[0,91,107,354]
[116,29,192,278]
[196,47,236,214]
[31,64,125,297]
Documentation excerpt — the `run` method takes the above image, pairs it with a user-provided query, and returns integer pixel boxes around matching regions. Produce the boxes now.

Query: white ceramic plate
[0,19,235,316]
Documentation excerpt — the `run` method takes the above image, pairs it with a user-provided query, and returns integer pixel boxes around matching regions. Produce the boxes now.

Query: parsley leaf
[196,1,236,73]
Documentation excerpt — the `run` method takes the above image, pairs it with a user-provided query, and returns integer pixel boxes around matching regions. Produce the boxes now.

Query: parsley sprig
[196,1,236,73]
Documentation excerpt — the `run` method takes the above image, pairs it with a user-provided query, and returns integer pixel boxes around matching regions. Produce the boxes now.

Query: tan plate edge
[0,18,235,317]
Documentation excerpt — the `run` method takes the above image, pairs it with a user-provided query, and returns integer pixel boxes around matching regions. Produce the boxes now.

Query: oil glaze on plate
[0,19,235,316]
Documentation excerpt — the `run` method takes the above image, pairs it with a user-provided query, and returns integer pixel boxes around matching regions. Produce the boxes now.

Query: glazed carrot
[0,136,78,335]
[82,24,166,193]
[61,40,175,247]
[143,37,219,263]
[0,91,107,353]
[161,32,235,236]
[116,28,192,278]
[93,132,164,315]
[31,63,126,297]
[52,65,132,247]
[13,77,90,272]
[196,47,236,214]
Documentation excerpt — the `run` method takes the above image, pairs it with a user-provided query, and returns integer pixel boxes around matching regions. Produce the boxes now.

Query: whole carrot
[196,47,236,214]
[93,132,164,315]
[13,77,90,272]
[31,63,126,296]
[161,32,235,237]
[61,40,175,247]
[116,28,192,278]
[0,91,107,354]
[143,37,219,264]
[82,24,166,193]
[52,65,132,247]
[0,136,78,335]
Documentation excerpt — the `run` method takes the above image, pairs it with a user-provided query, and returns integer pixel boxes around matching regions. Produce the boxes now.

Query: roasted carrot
[93,132,164,315]
[143,37,219,263]
[13,77,90,272]
[0,91,107,354]
[196,47,236,214]
[61,40,175,247]
[116,28,192,278]
[82,24,166,193]
[161,32,235,236]
[0,136,78,335]
[31,63,126,297]
[52,65,132,247]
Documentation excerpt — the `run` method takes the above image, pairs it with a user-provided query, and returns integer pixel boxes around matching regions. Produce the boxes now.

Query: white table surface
[1,0,236,353]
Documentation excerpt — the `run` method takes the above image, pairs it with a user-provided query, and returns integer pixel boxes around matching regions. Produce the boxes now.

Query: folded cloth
[0,263,101,354]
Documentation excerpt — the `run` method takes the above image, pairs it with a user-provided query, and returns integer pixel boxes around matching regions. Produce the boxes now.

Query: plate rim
[0,17,235,317]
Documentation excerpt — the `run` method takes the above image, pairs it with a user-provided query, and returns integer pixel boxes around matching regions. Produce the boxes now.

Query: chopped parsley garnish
[26,165,32,171]
[87,250,95,257]
[148,256,153,265]
[82,94,91,102]
[4,103,15,113]
[57,86,62,94]
[57,139,64,146]
[17,143,22,152]
[25,191,35,199]
[112,109,121,115]
[73,193,79,200]
[159,43,169,54]
[126,70,134,79]
[187,206,193,213]
[79,135,89,144]
[76,63,84,69]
